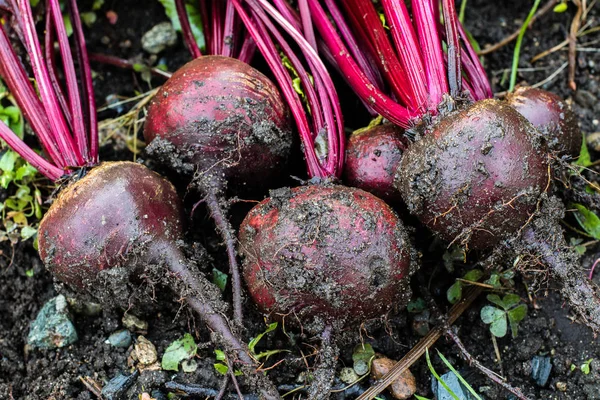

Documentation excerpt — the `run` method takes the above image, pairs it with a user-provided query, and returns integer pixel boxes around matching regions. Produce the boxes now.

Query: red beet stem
[89,53,173,79]
[441,0,462,97]
[380,0,428,112]
[175,0,202,58]
[221,1,236,58]
[412,0,448,109]
[307,0,416,128]
[457,22,492,100]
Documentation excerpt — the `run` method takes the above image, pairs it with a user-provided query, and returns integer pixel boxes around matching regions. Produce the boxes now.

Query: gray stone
[101,371,139,400]
[531,355,552,387]
[141,22,177,54]
[27,295,78,349]
[433,371,481,400]
[106,330,132,348]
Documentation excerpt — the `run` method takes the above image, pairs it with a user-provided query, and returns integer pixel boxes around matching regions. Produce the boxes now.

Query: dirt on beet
[3,0,600,399]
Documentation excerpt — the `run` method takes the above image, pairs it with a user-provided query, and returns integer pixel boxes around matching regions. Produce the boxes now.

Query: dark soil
[3,0,600,399]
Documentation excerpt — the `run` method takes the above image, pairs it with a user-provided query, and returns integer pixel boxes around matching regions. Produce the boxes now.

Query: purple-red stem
[89,53,173,79]
[412,0,448,110]
[308,0,416,128]
[48,0,88,163]
[458,21,492,99]
[221,2,236,58]
[380,0,427,112]
[442,0,462,97]
[342,0,415,109]
[16,0,81,166]
[175,0,202,58]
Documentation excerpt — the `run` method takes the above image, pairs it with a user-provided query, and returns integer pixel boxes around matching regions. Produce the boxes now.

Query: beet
[344,123,408,202]
[239,184,416,331]
[144,55,292,189]
[396,100,548,249]
[506,87,581,157]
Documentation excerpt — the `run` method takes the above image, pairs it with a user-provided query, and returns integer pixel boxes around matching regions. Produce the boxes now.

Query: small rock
[142,22,177,54]
[556,381,567,392]
[106,330,132,348]
[575,90,598,109]
[134,336,158,366]
[433,371,479,400]
[101,371,139,400]
[371,356,416,399]
[67,297,102,316]
[340,367,360,384]
[531,355,552,387]
[587,132,600,152]
[27,295,78,349]
[122,313,148,331]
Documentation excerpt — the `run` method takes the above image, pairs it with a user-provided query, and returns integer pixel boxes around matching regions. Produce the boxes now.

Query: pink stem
[380,0,427,112]
[16,0,80,166]
[590,258,600,280]
[441,0,462,97]
[176,0,202,58]
[458,22,492,99]
[412,0,448,110]
[0,25,65,167]
[68,0,98,162]
[308,0,416,128]
[221,1,236,58]
[0,120,62,180]
[48,0,88,162]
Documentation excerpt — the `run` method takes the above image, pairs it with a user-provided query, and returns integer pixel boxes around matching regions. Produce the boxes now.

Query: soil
[3,0,600,399]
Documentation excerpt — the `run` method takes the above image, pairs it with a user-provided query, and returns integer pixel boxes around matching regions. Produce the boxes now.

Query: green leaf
[481,305,505,324]
[437,350,483,400]
[159,0,205,51]
[352,343,375,366]
[161,333,197,372]
[414,396,432,400]
[15,164,36,180]
[92,0,104,10]
[554,2,568,12]
[447,281,463,304]
[63,14,73,37]
[486,294,506,309]
[575,134,592,168]
[215,349,226,361]
[581,358,593,374]
[248,322,278,354]
[507,304,527,338]
[484,274,502,289]
[25,269,34,277]
[21,226,37,240]
[212,268,228,292]
[573,203,600,239]
[80,12,97,27]
[502,294,521,310]
[214,362,229,375]
[0,151,19,173]
[254,348,290,361]
[463,269,483,282]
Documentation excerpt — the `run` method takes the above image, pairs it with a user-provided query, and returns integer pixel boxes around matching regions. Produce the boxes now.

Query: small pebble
[531,355,552,387]
[340,367,360,384]
[27,295,78,349]
[556,381,567,392]
[122,313,148,331]
[586,132,600,152]
[371,356,416,399]
[134,336,158,365]
[106,330,132,348]
[142,22,177,54]
[101,371,138,400]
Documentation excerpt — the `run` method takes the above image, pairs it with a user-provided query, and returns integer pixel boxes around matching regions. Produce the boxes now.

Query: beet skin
[239,185,416,330]
[38,161,183,291]
[143,55,292,188]
[506,87,581,157]
[344,123,408,202]
[396,100,548,249]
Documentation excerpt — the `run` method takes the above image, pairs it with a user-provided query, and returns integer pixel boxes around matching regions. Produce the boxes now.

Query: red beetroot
[506,87,581,157]
[239,185,416,330]
[144,56,292,189]
[344,124,408,203]
[396,100,548,249]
